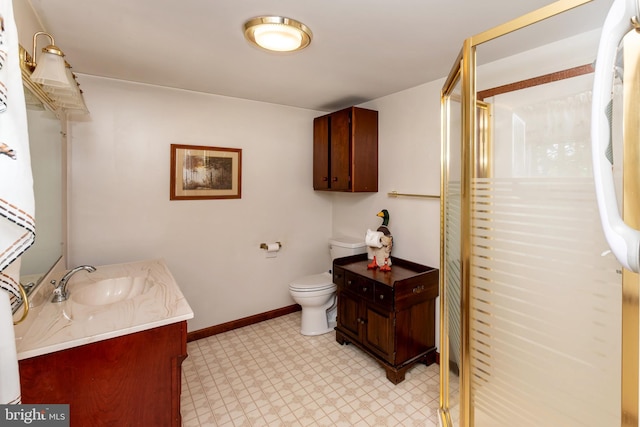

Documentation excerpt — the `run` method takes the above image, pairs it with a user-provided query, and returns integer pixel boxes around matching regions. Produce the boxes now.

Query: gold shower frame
[439,0,638,426]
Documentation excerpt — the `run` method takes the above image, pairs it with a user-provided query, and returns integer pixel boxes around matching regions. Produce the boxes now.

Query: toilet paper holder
[260,242,282,250]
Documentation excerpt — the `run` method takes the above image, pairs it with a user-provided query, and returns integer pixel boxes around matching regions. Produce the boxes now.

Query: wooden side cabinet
[19,321,188,427]
[334,254,438,384]
[313,106,378,192]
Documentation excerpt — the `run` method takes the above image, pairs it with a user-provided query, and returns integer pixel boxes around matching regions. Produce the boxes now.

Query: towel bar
[387,191,440,199]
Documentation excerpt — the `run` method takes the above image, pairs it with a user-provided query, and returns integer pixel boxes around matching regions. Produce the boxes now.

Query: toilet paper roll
[266,243,280,252]
[365,229,383,248]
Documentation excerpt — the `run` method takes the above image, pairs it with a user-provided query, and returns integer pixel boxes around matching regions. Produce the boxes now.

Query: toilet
[289,236,366,336]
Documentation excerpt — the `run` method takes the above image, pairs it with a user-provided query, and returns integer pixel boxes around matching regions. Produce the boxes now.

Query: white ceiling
[27,0,614,112]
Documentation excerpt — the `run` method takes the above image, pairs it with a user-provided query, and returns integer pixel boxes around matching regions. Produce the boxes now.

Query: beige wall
[13,0,41,49]
[66,77,331,331]
[64,73,446,334]
[65,72,446,335]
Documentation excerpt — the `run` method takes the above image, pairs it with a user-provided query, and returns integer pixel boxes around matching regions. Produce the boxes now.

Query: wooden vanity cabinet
[334,254,438,384]
[19,321,188,427]
[313,106,378,192]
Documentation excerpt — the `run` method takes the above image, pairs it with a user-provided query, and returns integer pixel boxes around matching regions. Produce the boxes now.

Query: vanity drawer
[395,275,438,310]
[374,284,393,310]
[345,271,373,300]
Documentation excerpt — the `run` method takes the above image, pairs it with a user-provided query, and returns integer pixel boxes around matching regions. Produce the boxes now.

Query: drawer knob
[379,294,384,300]
[362,287,367,292]
[347,280,352,285]
[412,285,425,294]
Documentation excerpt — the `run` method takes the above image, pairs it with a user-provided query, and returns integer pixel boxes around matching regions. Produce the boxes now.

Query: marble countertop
[14,259,194,360]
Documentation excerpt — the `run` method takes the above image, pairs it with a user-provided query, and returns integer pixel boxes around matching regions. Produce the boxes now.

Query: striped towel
[1,0,36,405]
[0,0,35,311]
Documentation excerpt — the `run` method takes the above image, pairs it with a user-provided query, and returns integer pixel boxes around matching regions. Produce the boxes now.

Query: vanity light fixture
[243,16,312,52]
[26,32,69,88]
[22,32,88,113]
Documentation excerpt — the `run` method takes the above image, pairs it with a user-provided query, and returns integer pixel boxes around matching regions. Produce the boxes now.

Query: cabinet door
[350,107,378,192]
[313,115,330,190]
[329,109,351,191]
[19,322,187,427]
[337,289,361,340]
[395,299,434,364]
[363,303,395,363]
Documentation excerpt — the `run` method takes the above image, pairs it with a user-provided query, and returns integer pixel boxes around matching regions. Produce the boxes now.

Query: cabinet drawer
[345,272,373,300]
[374,284,393,310]
[395,275,438,310]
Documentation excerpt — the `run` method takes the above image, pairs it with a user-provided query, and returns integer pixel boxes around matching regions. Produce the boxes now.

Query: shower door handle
[592,0,640,272]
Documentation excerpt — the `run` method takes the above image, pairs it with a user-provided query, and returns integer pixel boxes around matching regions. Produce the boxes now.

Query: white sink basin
[72,276,154,306]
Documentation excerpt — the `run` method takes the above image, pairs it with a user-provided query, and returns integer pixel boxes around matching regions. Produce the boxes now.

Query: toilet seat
[289,272,335,292]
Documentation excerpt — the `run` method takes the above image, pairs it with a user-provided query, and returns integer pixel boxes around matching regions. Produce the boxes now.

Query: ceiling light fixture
[243,16,312,52]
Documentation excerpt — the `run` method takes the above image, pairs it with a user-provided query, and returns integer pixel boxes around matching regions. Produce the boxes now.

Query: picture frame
[170,144,242,200]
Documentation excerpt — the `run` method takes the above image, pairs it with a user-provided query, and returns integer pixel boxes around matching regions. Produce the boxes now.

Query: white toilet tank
[329,236,367,260]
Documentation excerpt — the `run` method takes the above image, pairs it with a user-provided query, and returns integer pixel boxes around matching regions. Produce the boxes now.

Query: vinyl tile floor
[180,311,441,426]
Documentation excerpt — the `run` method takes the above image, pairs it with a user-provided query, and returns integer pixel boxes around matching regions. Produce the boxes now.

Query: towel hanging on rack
[0,0,35,312]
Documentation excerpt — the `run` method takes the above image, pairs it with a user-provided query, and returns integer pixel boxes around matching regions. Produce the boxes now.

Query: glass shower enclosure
[439,0,636,425]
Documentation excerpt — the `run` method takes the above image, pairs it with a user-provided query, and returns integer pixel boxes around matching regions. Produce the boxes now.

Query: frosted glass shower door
[470,74,622,426]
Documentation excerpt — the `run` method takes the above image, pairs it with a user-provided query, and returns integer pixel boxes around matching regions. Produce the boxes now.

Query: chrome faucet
[50,265,96,302]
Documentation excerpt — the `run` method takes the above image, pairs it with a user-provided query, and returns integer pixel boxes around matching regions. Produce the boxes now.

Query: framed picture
[170,144,242,200]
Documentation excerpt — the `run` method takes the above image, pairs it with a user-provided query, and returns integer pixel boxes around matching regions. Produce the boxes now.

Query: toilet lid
[289,272,335,292]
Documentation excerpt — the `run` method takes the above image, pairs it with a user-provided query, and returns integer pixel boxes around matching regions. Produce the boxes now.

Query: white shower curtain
[0,0,36,405]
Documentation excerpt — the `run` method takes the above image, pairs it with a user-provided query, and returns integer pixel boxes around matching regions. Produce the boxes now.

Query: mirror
[17,46,64,306]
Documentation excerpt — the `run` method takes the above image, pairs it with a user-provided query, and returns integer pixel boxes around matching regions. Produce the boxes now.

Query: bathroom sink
[71,276,154,306]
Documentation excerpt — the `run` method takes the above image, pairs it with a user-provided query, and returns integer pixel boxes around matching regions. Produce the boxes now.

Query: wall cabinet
[313,106,378,192]
[19,322,188,427]
[334,254,438,384]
